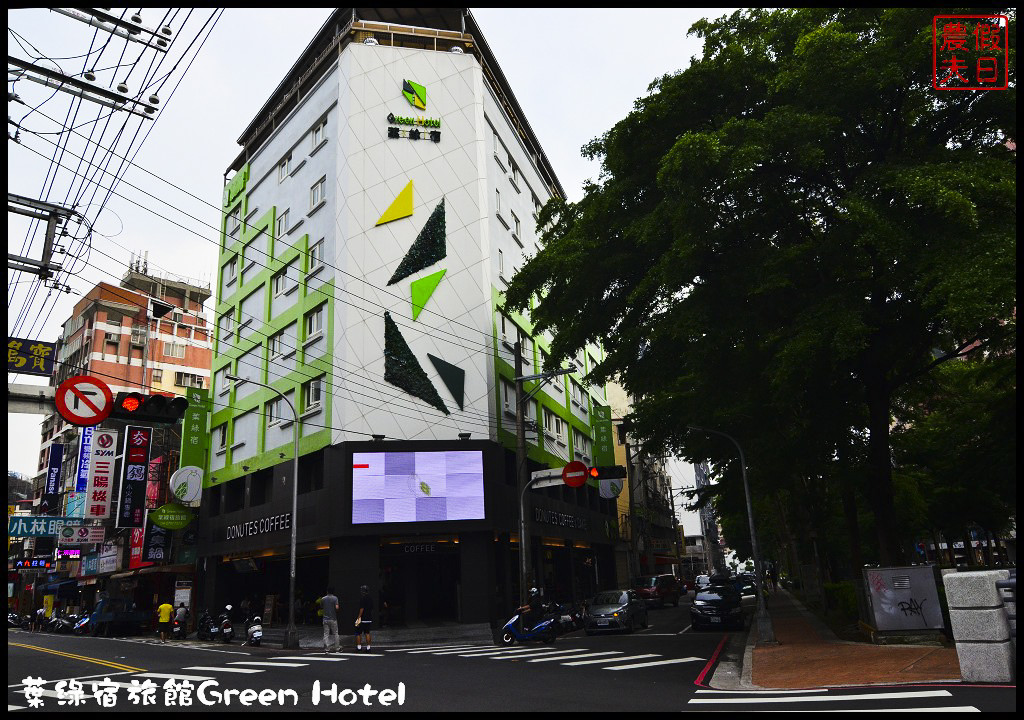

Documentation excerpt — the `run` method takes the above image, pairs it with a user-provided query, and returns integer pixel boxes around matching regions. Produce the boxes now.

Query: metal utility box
[863,565,944,632]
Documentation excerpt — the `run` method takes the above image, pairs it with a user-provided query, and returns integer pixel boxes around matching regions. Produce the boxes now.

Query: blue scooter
[498,611,557,646]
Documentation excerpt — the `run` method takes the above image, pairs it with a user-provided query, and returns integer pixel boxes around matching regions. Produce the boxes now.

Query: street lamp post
[512,341,574,605]
[689,426,776,645]
[226,374,300,649]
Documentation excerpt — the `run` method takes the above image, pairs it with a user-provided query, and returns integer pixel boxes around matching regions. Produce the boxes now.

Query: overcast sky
[7,7,732,533]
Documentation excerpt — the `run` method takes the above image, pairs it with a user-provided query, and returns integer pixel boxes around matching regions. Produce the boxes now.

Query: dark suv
[632,574,682,607]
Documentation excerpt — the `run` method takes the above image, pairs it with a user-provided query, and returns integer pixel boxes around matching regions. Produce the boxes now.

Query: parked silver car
[584,589,649,634]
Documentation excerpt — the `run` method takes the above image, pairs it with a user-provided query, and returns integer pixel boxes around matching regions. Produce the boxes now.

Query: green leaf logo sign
[419,481,432,496]
[402,79,426,110]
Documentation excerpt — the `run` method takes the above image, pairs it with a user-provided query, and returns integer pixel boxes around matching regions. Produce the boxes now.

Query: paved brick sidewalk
[750,587,961,688]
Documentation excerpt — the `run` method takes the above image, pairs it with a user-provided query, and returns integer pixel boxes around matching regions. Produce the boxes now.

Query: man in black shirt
[517,588,542,633]
[355,585,374,653]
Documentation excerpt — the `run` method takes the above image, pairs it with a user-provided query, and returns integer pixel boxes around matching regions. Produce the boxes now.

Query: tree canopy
[505,8,1016,566]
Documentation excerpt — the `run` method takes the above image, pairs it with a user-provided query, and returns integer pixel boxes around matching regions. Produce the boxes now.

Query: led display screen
[352,450,485,524]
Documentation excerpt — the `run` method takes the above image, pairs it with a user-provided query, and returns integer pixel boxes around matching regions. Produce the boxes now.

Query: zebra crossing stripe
[329,653,383,657]
[453,648,554,658]
[405,645,484,654]
[491,648,591,660]
[687,690,954,704]
[274,656,345,662]
[604,657,704,670]
[528,651,624,663]
[563,654,660,666]
[8,705,27,711]
[181,666,264,674]
[132,673,215,682]
[227,661,307,667]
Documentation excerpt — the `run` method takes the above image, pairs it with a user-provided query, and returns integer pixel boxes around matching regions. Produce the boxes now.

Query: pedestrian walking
[769,564,779,593]
[34,607,45,632]
[157,600,174,643]
[321,586,340,653]
[355,585,374,653]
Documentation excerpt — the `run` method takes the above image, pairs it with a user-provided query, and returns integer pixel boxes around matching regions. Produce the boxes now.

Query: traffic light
[589,465,627,480]
[111,392,189,424]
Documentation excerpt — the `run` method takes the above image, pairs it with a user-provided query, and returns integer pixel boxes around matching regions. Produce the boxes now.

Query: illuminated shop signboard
[352,451,485,524]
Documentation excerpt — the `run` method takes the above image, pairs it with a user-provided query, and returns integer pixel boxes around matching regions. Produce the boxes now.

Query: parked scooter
[48,613,77,634]
[8,612,31,630]
[196,609,219,641]
[171,617,188,640]
[544,601,584,636]
[217,605,234,643]
[73,614,91,636]
[498,610,557,646]
[243,614,263,647]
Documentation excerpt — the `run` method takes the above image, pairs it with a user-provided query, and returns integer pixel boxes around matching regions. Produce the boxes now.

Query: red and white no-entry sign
[56,375,114,426]
[562,460,588,488]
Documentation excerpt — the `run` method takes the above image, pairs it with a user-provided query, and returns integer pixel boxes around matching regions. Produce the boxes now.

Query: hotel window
[267,396,284,425]
[268,330,285,359]
[228,206,241,235]
[305,305,324,339]
[310,176,326,210]
[303,377,323,412]
[309,239,325,273]
[312,118,327,149]
[495,188,501,216]
[533,193,542,219]
[543,408,565,442]
[498,249,505,278]
[220,310,233,341]
[570,379,587,408]
[223,256,238,286]
[215,425,227,452]
[276,209,290,237]
[272,269,288,298]
[502,378,516,415]
[511,212,521,243]
[510,164,521,191]
[151,369,163,383]
[278,154,292,182]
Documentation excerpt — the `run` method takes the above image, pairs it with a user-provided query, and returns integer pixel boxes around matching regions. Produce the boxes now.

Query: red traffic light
[120,393,143,412]
[589,467,599,478]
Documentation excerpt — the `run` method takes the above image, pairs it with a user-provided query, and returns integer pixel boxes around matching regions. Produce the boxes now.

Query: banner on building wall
[178,388,209,502]
[117,426,152,528]
[40,443,64,515]
[128,526,153,569]
[75,427,93,492]
[590,404,616,468]
[98,542,120,574]
[85,429,118,519]
[142,518,171,564]
[146,455,165,509]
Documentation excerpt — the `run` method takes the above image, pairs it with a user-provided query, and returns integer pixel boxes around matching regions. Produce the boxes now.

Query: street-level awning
[110,564,195,580]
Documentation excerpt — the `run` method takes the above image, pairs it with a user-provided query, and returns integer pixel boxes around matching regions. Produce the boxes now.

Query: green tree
[506,8,1016,566]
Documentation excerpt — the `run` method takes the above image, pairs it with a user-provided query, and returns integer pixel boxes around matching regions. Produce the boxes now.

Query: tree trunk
[864,375,904,566]
[840,471,863,578]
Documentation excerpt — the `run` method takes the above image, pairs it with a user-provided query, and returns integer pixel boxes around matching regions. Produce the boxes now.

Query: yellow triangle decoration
[375,180,414,226]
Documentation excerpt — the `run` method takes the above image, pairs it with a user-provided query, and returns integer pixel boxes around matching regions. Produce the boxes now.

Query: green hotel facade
[198,8,620,628]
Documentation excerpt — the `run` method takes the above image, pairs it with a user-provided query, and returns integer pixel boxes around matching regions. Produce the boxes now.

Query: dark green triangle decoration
[387,198,446,286]
[383,312,449,415]
[427,354,465,411]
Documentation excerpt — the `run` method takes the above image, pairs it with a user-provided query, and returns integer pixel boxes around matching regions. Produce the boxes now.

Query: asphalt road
[7,599,1016,712]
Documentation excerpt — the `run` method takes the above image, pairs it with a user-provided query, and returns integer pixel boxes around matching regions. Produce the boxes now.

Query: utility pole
[514,340,530,603]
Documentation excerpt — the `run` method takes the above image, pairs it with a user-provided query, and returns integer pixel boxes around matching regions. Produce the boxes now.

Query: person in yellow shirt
[157,601,174,643]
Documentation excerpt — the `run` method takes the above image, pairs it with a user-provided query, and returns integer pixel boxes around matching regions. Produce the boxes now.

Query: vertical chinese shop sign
[86,429,118,520]
[179,388,210,498]
[117,427,152,529]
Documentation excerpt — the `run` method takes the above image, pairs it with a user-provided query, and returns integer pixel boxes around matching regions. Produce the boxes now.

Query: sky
[7,7,734,535]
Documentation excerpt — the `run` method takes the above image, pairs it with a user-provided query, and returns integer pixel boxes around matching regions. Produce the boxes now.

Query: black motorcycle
[49,613,77,634]
[217,605,234,643]
[543,601,584,636]
[8,612,31,630]
[171,617,188,640]
[196,609,219,641]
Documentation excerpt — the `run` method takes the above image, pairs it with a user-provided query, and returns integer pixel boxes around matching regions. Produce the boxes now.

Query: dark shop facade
[196,439,620,629]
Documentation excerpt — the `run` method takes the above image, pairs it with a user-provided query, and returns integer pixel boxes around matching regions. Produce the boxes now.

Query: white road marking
[227,661,307,667]
[687,690,954,704]
[528,651,624,663]
[604,657,704,670]
[8,671,134,689]
[8,705,27,711]
[389,644,485,653]
[563,654,660,666]
[181,666,264,674]
[491,648,591,660]
[274,656,345,662]
[131,673,215,682]
[832,708,979,713]
[405,645,486,654]
[327,653,382,657]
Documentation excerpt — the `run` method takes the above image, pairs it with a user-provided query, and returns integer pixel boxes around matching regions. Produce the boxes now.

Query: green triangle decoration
[410,269,446,321]
[383,312,449,415]
[403,79,426,110]
[427,354,465,411]
[387,198,446,286]
[376,180,414,226]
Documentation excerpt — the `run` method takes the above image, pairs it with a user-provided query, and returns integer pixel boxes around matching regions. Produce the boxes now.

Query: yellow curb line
[9,643,145,673]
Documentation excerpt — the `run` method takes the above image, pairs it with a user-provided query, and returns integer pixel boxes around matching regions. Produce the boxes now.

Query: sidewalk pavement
[744,587,962,689]
[260,621,494,650]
